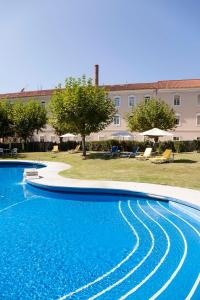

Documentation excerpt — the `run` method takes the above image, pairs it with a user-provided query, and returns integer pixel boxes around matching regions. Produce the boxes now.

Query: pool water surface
[0,163,199,299]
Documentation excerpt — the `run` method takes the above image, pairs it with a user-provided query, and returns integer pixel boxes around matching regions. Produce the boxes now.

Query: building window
[40,136,45,142]
[196,114,200,126]
[173,137,180,141]
[175,114,181,126]
[174,95,181,106]
[197,95,200,106]
[128,95,136,107]
[113,96,121,107]
[41,101,46,108]
[113,114,120,126]
[144,95,151,103]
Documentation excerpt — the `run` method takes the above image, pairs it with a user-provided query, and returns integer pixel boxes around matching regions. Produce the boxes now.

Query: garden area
[13,150,200,190]
[1,76,200,190]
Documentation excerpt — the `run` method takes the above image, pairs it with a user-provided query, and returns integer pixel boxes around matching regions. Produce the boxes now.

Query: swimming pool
[0,162,199,299]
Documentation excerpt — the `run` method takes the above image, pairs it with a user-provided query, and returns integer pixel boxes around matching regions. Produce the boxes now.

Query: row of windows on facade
[8,94,200,108]
[113,95,200,107]
[10,98,200,127]
[175,114,200,126]
[40,136,57,142]
[38,134,200,142]
[113,113,200,126]
[173,136,200,141]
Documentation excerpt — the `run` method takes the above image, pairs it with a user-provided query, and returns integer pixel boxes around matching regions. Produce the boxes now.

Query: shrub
[0,139,199,153]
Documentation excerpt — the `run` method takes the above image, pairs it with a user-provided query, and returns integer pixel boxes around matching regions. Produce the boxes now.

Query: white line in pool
[185,273,200,300]
[171,202,200,222]
[89,200,156,300]
[159,202,200,239]
[119,200,170,300]
[0,200,31,214]
[147,201,188,300]
[158,202,200,298]
[59,201,140,300]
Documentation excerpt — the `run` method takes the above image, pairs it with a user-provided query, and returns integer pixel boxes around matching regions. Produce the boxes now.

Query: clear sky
[0,0,200,93]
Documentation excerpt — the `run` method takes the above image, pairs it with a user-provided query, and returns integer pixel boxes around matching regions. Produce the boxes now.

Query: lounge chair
[0,148,4,156]
[128,146,140,158]
[119,146,140,158]
[136,147,152,160]
[150,149,173,164]
[111,146,120,157]
[10,148,18,157]
[104,146,120,158]
[51,145,59,153]
[68,144,80,154]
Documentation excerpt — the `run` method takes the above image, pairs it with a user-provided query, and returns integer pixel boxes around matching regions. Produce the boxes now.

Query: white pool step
[23,168,40,179]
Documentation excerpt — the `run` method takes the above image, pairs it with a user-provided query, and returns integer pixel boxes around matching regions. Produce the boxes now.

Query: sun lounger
[51,145,59,153]
[136,147,152,160]
[111,146,120,157]
[10,148,18,157]
[128,146,140,158]
[104,146,120,158]
[0,148,4,156]
[119,146,140,158]
[150,149,173,164]
[68,144,80,153]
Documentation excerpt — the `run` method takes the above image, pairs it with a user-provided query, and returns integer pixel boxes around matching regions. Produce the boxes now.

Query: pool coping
[1,159,200,210]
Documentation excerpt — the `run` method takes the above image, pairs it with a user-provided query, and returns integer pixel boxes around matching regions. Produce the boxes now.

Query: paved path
[22,160,200,210]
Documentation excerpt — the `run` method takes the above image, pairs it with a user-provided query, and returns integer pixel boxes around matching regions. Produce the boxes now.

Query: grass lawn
[11,151,200,190]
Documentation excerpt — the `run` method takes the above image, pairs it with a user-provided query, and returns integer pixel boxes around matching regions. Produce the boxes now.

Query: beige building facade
[1,79,200,142]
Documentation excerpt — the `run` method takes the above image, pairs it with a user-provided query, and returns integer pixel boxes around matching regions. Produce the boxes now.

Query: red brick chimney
[94,64,99,86]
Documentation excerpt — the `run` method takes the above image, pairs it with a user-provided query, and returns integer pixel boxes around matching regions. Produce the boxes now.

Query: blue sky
[0,0,200,93]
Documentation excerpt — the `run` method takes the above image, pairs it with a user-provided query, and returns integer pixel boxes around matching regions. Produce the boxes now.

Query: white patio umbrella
[111,131,134,140]
[60,133,78,141]
[139,128,173,137]
[140,128,173,142]
[60,133,76,138]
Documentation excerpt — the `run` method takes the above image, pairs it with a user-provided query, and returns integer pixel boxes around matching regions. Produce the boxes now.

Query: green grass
[10,151,200,190]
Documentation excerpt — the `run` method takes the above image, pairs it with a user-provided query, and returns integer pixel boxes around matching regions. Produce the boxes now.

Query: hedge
[0,141,78,153]
[85,139,200,153]
[0,139,200,153]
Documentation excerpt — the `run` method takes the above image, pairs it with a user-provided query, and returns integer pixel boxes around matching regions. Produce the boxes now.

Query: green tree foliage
[12,100,47,142]
[49,76,116,156]
[0,101,13,139]
[128,98,176,134]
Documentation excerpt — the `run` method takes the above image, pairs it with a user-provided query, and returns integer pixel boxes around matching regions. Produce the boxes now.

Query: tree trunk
[81,135,86,156]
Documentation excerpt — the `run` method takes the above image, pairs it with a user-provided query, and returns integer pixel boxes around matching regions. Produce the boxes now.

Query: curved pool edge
[1,159,200,210]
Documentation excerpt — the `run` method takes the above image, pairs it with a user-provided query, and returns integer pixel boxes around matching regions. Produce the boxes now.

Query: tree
[0,101,13,140]
[127,98,176,140]
[49,76,116,156]
[12,100,47,142]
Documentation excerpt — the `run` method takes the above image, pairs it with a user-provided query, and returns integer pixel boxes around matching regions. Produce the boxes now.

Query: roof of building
[0,89,56,100]
[104,79,200,91]
[1,79,200,99]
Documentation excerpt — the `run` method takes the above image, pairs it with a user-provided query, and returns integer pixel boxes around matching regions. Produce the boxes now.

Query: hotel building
[1,73,200,142]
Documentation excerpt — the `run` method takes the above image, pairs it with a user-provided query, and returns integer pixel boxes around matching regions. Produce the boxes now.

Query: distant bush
[85,140,152,152]
[0,141,79,152]
[85,139,199,153]
[0,139,199,153]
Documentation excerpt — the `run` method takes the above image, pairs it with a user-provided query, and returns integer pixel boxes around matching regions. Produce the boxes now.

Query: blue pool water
[0,163,199,299]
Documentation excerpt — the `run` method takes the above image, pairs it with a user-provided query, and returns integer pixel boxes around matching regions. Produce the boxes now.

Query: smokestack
[94,64,99,86]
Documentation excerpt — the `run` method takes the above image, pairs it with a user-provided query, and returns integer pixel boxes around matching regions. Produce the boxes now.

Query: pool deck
[12,160,200,210]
